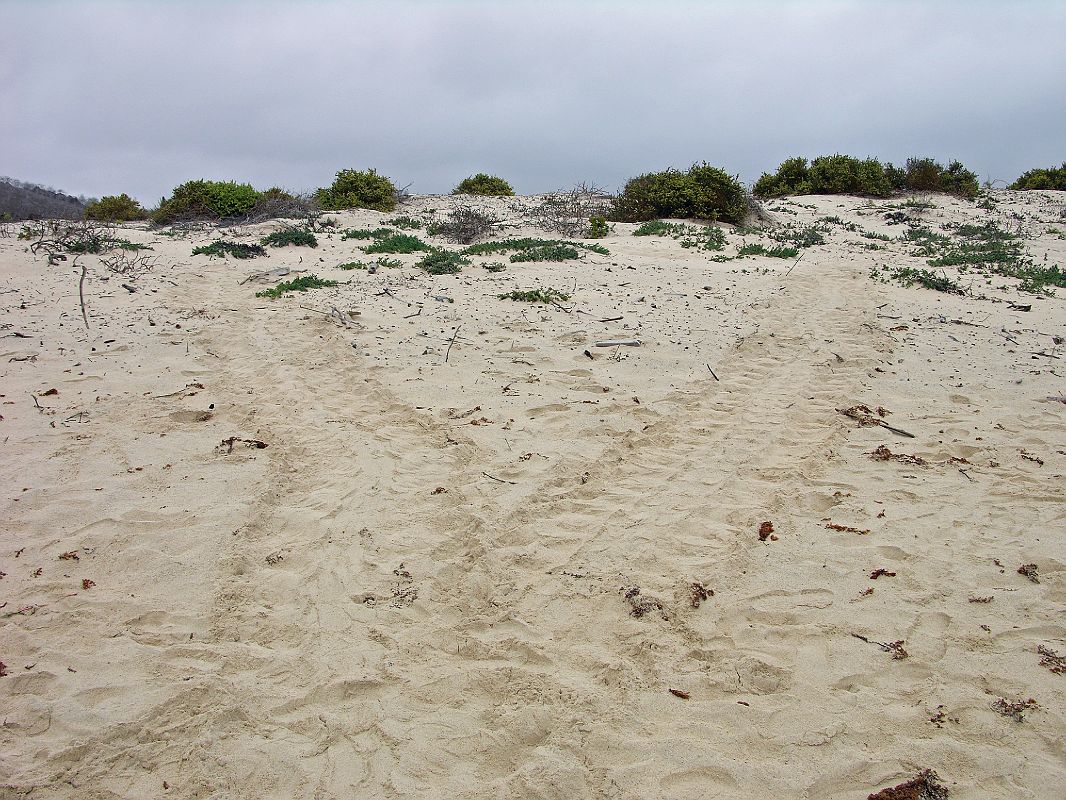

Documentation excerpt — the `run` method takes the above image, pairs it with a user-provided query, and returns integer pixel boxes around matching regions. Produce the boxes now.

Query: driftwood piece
[594,339,640,348]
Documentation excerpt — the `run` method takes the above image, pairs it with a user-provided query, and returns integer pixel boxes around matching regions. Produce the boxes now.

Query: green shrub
[770,225,825,248]
[385,215,423,230]
[153,180,262,224]
[340,227,394,240]
[633,220,688,236]
[509,244,581,262]
[1009,163,1066,191]
[363,233,431,254]
[499,287,570,303]
[737,243,799,258]
[588,216,608,238]
[255,275,337,298]
[417,249,469,275]
[610,162,746,224]
[192,240,267,259]
[315,168,396,212]
[84,193,148,222]
[452,173,515,196]
[464,237,608,256]
[261,228,318,248]
[886,266,964,294]
[755,155,977,198]
[1016,265,1066,295]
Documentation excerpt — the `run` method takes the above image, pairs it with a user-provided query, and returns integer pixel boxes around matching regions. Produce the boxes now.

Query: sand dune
[1,191,1064,798]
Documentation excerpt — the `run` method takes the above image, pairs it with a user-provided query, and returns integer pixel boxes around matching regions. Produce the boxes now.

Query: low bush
[588,216,608,238]
[1010,163,1066,191]
[427,203,499,244]
[737,243,799,258]
[340,227,394,240]
[385,215,423,230]
[261,228,318,248]
[884,266,964,294]
[453,173,514,196]
[418,249,469,275]
[315,168,396,212]
[610,163,746,224]
[363,233,431,254]
[499,287,570,303]
[464,237,609,256]
[192,240,267,259]
[755,155,978,198]
[509,244,581,262]
[255,274,338,298]
[84,193,148,222]
[153,180,261,224]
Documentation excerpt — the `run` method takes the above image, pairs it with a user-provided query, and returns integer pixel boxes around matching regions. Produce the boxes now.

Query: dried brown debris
[1017,563,1039,583]
[868,769,949,800]
[869,445,927,466]
[668,688,690,699]
[758,521,777,541]
[689,582,713,608]
[870,568,897,579]
[624,586,666,620]
[991,697,1038,721]
[827,521,870,535]
[1037,645,1066,674]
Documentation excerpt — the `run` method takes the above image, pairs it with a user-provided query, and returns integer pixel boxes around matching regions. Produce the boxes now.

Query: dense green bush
[452,173,515,196]
[84,193,148,222]
[261,228,318,248]
[315,168,396,212]
[610,163,746,224]
[153,180,262,224]
[754,155,978,199]
[1010,163,1066,190]
[417,249,469,275]
[192,240,267,259]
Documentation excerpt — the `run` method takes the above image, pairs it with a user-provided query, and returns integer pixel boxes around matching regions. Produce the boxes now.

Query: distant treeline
[2,158,1063,225]
[0,176,93,221]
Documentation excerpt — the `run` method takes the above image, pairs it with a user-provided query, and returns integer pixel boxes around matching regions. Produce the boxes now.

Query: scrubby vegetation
[315,168,396,212]
[0,176,89,220]
[610,163,746,224]
[255,275,337,298]
[363,233,432,254]
[19,219,148,259]
[84,193,148,222]
[1010,163,1066,191]
[453,173,514,196]
[499,287,570,303]
[881,266,965,294]
[192,240,267,259]
[338,257,401,271]
[737,243,799,258]
[417,249,469,275]
[427,204,500,244]
[261,227,318,248]
[464,238,609,257]
[509,244,581,262]
[754,155,979,199]
[588,216,608,238]
[340,227,395,240]
[153,180,262,224]
[632,219,727,251]
[385,215,423,230]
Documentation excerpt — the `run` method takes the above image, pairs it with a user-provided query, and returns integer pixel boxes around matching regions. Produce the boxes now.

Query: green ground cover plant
[385,216,423,229]
[315,168,396,212]
[754,155,978,199]
[340,227,395,240]
[737,243,799,258]
[499,287,570,303]
[452,173,515,196]
[363,233,432,254]
[192,240,267,259]
[261,228,318,248]
[463,238,608,257]
[770,225,825,248]
[509,244,581,262]
[610,163,746,224]
[417,249,469,274]
[255,275,337,298]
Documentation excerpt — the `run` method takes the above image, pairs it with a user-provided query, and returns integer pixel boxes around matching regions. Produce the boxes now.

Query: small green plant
[452,173,515,196]
[338,257,402,270]
[633,220,689,236]
[737,243,799,258]
[340,227,395,240]
[770,225,825,248]
[385,215,423,230]
[315,168,396,212]
[192,240,267,259]
[1016,265,1066,295]
[255,274,337,298]
[153,180,261,224]
[885,266,964,294]
[261,228,318,248]
[588,216,608,238]
[509,243,581,262]
[417,249,469,274]
[363,233,432,254]
[610,162,746,223]
[499,287,570,303]
[483,261,506,272]
[1010,163,1066,191]
[464,237,608,256]
[84,193,148,222]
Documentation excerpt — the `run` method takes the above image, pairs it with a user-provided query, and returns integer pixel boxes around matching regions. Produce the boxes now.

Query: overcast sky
[3,0,1064,202]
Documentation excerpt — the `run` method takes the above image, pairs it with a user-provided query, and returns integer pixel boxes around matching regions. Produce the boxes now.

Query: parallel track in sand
[2,193,1064,798]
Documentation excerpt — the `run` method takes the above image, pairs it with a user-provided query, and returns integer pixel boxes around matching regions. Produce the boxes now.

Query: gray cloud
[4,0,1064,202]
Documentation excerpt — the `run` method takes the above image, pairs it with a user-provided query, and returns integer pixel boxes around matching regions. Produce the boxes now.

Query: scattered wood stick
[78,264,89,329]
[445,324,462,363]
[706,364,719,381]
[784,252,804,277]
[594,339,640,348]
[481,471,516,485]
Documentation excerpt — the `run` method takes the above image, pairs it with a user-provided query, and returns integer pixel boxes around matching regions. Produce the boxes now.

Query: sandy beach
[1,190,1064,798]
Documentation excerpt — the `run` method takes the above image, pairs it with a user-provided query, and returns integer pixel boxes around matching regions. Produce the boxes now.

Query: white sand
[1,190,1064,798]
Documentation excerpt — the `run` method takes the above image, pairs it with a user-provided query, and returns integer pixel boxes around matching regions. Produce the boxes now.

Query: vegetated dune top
[1,190,1065,799]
